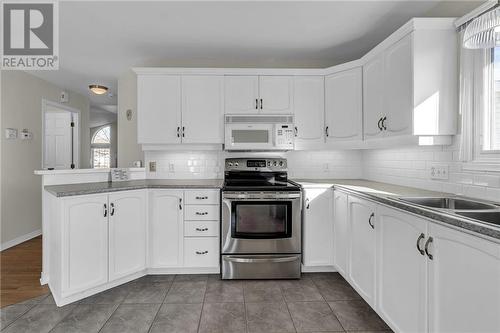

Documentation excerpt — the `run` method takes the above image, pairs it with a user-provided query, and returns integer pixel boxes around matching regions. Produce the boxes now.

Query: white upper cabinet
[428,223,500,333]
[224,76,259,114]
[181,76,224,144]
[302,187,334,268]
[149,190,184,268]
[325,68,362,142]
[259,76,294,114]
[348,196,377,307]
[384,35,413,137]
[108,190,147,282]
[363,56,385,139]
[224,75,293,114]
[137,75,182,144]
[376,206,428,333]
[293,76,325,147]
[333,191,349,278]
[62,195,108,295]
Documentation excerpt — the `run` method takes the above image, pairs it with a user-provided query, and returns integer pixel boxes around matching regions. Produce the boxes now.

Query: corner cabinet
[302,187,334,270]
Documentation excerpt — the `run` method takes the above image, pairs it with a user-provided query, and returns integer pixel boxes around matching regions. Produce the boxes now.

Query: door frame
[42,99,81,169]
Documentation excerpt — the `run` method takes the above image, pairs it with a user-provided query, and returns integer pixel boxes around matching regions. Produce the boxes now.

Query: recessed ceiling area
[30,0,484,108]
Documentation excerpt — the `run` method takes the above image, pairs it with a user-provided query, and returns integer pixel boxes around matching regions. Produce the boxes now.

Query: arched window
[91,125,111,168]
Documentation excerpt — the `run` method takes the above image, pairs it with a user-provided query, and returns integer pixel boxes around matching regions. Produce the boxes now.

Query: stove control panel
[225,158,287,171]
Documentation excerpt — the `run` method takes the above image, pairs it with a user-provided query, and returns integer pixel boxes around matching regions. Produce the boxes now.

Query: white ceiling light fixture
[89,84,108,95]
[464,6,500,49]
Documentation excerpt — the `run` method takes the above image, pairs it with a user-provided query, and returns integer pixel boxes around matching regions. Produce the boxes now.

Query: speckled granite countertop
[293,179,500,241]
[45,179,223,197]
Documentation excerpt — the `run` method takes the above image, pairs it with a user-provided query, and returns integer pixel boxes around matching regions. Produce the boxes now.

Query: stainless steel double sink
[397,197,500,227]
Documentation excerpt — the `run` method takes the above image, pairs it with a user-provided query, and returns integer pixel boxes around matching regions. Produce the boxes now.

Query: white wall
[363,137,500,202]
[1,71,90,247]
[117,70,143,167]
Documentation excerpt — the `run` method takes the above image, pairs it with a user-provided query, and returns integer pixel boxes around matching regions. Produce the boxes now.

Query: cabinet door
[325,68,362,142]
[259,76,294,114]
[363,56,385,139]
[62,195,108,295]
[181,75,224,144]
[108,190,146,281]
[333,191,349,278]
[293,76,325,145]
[384,34,413,137]
[303,188,334,267]
[224,76,259,114]
[348,196,376,306]
[149,190,184,268]
[137,75,182,144]
[376,206,427,333]
[428,223,500,333]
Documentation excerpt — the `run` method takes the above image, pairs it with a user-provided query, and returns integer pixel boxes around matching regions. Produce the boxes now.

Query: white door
[259,76,294,114]
[62,195,108,295]
[108,190,147,281]
[137,75,182,144]
[293,76,325,146]
[363,55,385,140]
[303,188,334,268]
[44,111,73,169]
[333,191,349,278]
[348,196,376,306]
[149,190,184,268]
[224,76,259,114]
[376,206,428,333]
[428,222,500,333]
[181,75,224,144]
[384,34,413,137]
[325,68,362,142]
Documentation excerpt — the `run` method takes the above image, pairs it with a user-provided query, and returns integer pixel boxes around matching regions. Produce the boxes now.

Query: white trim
[301,265,336,273]
[454,0,498,28]
[1,229,42,251]
[42,99,81,169]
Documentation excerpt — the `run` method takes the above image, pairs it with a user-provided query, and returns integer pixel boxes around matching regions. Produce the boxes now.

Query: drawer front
[185,205,219,221]
[184,221,219,237]
[185,190,220,205]
[184,237,219,267]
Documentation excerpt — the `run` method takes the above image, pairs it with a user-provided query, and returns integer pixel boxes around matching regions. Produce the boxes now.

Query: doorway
[42,100,80,170]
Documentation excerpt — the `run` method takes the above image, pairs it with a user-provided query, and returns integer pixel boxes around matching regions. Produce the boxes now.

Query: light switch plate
[149,161,156,172]
[430,163,449,180]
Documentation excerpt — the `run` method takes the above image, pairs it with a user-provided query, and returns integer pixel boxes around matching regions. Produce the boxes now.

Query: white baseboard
[1,229,42,251]
[301,265,337,273]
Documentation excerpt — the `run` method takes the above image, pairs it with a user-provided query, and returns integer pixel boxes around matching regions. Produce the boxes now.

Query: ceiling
[31,0,484,108]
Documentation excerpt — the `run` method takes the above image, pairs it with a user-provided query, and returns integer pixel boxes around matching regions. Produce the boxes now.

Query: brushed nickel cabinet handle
[377,118,383,130]
[416,233,425,255]
[179,198,182,210]
[195,196,208,200]
[103,203,107,217]
[255,98,259,110]
[195,212,208,216]
[305,198,310,209]
[294,126,298,137]
[177,126,180,137]
[260,98,263,110]
[110,203,115,216]
[381,116,387,130]
[195,228,209,232]
[368,212,375,229]
[196,251,208,255]
[325,126,329,137]
[182,126,185,137]
[424,237,434,260]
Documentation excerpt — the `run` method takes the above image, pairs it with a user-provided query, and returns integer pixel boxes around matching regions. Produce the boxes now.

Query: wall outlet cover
[149,161,157,172]
[5,128,17,140]
[430,163,449,180]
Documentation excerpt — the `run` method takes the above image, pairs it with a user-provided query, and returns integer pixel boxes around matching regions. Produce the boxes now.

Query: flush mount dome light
[464,7,500,49]
[89,84,108,95]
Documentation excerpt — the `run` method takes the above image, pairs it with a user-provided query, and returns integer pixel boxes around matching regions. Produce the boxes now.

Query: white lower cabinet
[427,223,500,333]
[149,190,184,268]
[376,206,427,333]
[184,238,219,267]
[332,191,349,278]
[302,187,334,269]
[348,196,377,307]
[108,191,147,281]
[62,194,109,295]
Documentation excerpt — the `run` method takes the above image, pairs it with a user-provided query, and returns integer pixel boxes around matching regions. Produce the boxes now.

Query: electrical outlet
[430,163,449,180]
[149,161,156,172]
[169,162,175,172]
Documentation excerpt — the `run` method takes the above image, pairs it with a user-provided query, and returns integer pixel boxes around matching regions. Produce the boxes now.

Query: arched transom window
[91,125,111,168]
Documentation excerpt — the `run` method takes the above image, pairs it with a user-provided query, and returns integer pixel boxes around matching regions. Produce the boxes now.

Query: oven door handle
[224,256,299,263]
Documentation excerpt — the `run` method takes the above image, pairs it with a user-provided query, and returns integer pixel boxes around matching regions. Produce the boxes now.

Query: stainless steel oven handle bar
[222,192,301,200]
[224,256,299,263]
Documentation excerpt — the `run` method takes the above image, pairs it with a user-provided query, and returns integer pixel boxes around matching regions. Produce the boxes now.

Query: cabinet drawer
[185,205,219,221]
[184,221,219,237]
[185,190,220,205]
[184,237,219,267]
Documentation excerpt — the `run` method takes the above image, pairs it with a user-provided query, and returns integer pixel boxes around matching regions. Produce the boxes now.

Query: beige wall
[117,70,142,167]
[1,70,90,246]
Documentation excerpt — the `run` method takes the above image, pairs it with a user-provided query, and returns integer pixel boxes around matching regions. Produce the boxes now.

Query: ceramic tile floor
[0,273,393,333]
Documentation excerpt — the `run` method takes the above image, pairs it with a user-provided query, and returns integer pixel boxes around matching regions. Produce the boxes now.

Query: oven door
[221,192,301,254]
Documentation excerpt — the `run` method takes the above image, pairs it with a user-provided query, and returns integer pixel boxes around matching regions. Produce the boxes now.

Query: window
[486,47,500,151]
[91,125,111,168]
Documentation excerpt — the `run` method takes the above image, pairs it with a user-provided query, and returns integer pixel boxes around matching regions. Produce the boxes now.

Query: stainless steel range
[221,158,302,279]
